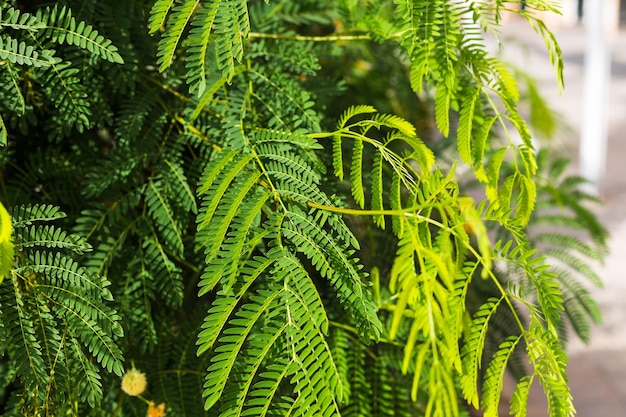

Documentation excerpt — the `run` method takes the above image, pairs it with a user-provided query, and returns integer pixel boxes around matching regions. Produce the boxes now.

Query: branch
[248,31,371,42]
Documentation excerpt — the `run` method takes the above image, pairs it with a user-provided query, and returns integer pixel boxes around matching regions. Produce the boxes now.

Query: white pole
[580,0,611,195]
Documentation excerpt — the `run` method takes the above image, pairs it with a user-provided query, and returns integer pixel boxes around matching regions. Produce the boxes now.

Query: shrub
[0,1,605,416]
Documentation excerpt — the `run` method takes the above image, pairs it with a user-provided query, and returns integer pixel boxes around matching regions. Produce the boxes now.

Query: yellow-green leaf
[0,202,14,283]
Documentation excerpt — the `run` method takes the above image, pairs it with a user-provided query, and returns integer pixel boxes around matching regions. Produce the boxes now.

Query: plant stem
[248,32,371,42]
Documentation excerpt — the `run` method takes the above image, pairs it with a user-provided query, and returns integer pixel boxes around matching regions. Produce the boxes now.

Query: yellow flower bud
[121,368,147,396]
[147,401,166,417]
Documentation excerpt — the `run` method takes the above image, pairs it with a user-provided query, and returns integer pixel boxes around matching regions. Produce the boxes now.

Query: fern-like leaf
[481,334,524,416]
[202,287,281,410]
[156,0,199,71]
[0,35,55,66]
[148,0,175,34]
[282,207,382,341]
[35,5,124,64]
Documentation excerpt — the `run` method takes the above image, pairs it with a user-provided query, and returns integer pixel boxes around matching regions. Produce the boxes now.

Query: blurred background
[495,2,626,415]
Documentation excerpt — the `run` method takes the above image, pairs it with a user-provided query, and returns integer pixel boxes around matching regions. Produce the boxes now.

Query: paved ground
[494,19,626,417]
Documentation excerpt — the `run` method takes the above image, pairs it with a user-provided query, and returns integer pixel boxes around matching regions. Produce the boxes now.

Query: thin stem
[248,31,372,42]
[308,201,417,217]
[310,200,528,335]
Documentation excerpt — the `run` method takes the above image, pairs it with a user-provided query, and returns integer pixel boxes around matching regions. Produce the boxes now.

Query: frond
[202,287,282,410]
[148,0,175,34]
[184,64,244,120]
[32,58,91,133]
[186,2,217,97]
[0,279,49,396]
[69,337,103,407]
[212,0,249,81]
[155,0,199,71]
[481,334,523,416]
[74,191,142,275]
[201,169,262,263]
[82,152,145,198]
[516,174,537,226]
[504,246,564,329]
[119,253,159,352]
[526,321,574,417]
[196,150,252,226]
[145,180,185,256]
[0,35,55,67]
[350,139,365,208]
[525,150,608,342]
[371,150,385,228]
[0,7,54,68]
[340,339,371,417]
[217,322,288,417]
[198,190,271,294]
[244,359,293,416]
[461,296,505,408]
[396,2,461,93]
[2,203,124,411]
[434,83,452,137]
[150,311,211,416]
[329,105,434,215]
[197,255,275,355]
[0,62,26,116]
[520,8,564,90]
[328,325,351,400]
[558,270,601,343]
[286,307,343,415]
[115,88,161,145]
[35,5,124,64]
[282,207,382,341]
[17,251,124,374]
[247,36,320,77]
[14,224,91,254]
[0,6,43,31]
[11,204,66,227]
[457,86,481,167]
[142,233,184,308]
[155,0,249,84]
[193,115,385,413]
[248,66,321,131]
[510,375,532,417]
[184,2,220,95]
[540,230,603,263]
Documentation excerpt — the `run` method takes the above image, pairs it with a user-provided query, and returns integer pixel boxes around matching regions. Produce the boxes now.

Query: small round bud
[121,368,147,396]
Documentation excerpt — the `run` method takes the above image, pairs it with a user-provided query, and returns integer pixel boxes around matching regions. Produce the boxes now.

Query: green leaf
[486,147,509,202]
[36,6,124,64]
[0,35,54,67]
[350,139,365,208]
[148,0,175,34]
[457,87,480,166]
[202,288,281,410]
[517,174,536,226]
[435,84,451,137]
[0,202,14,284]
[156,0,200,71]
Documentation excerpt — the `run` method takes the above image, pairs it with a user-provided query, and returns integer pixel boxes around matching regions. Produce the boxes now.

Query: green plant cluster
[0,1,607,417]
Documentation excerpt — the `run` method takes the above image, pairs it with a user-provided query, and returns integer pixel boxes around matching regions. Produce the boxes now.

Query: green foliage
[2,204,123,412]
[0,1,605,417]
[523,150,608,344]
